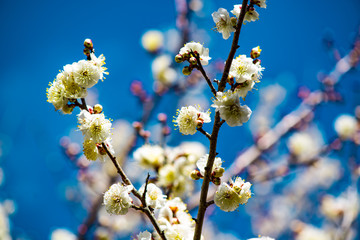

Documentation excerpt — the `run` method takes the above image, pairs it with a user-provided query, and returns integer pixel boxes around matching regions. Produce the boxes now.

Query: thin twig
[205,200,214,208]
[191,51,217,96]
[142,173,151,200]
[197,127,211,140]
[101,143,167,240]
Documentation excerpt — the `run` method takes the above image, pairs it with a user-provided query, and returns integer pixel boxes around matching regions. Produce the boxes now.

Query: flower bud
[140,130,151,139]
[190,170,201,180]
[84,39,93,49]
[212,177,221,185]
[158,113,167,122]
[97,143,107,155]
[62,104,75,114]
[175,54,184,63]
[182,66,192,75]
[83,48,91,57]
[213,167,225,178]
[132,121,143,131]
[182,52,190,60]
[250,46,262,59]
[231,17,238,27]
[189,57,197,65]
[93,104,103,114]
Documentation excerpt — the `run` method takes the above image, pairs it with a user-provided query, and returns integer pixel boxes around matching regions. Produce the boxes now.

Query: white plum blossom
[157,164,177,187]
[103,183,133,215]
[83,138,114,162]
[72,60,101,88]
[133,144,165,169]
[334,114,358,139]
[174,105,211,135]
[77,110,112,143]
[141,30,164,53]
[152,55,177,85]
[212,8,235,40]
[229,55,264,83]
[235,80,255,98]
[212,91,252,127]
[231,5,259,23]
[179,42,211,65]
[46,79,68,111]
[51,229,77,240]
[138,183,166,209]
[154,197,198,240]
[196,154,223,176]
[232,177,252,204]
[214,182,241,212]
[214,177,252,211]
[59,65,88,99]
[137,230,152,240]
[252,0,267,8]
[287,132,321,162]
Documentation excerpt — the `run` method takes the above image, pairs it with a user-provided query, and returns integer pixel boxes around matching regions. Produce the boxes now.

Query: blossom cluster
[47,39,108,114]
[133,142,206,197]
[212,1,267,40]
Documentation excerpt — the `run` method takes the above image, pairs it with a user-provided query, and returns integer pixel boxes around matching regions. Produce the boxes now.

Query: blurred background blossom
[0,0,360,239]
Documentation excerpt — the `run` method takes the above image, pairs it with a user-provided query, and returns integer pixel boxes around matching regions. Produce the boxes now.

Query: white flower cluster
[229,54,264,97]
[133,144,165,169]
[178,42,211,66]
[212,1,266,40]
[103,183,133,215]
[47,52,107,114]
[192,154,224,184]
[173,105,211,135]
[77,108,115,161]
[154,198,200,240]
[212,90,252,127]
[214,177,252,212]
[138,183,167,209]
[134,142,206,197]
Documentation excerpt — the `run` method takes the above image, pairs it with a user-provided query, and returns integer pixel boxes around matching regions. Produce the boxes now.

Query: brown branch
[191,51,217,96]
[193,1,249,239]
[187,34,360,210]
[101,143,167,240]
[218,0,249,93]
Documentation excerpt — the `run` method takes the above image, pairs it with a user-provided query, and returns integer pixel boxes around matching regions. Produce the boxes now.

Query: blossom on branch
[212,91,252,127]
[138,183,167,209]
[214,177,252,211]
[133,144,165,169]
[103,183,133,215]
[77,110,112,143]
[229,55,264,84]
[179,42,211,65]
[231,5,259,23]
[173,105,211,135]
[212,8,235,40]
[196,154,224,177]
